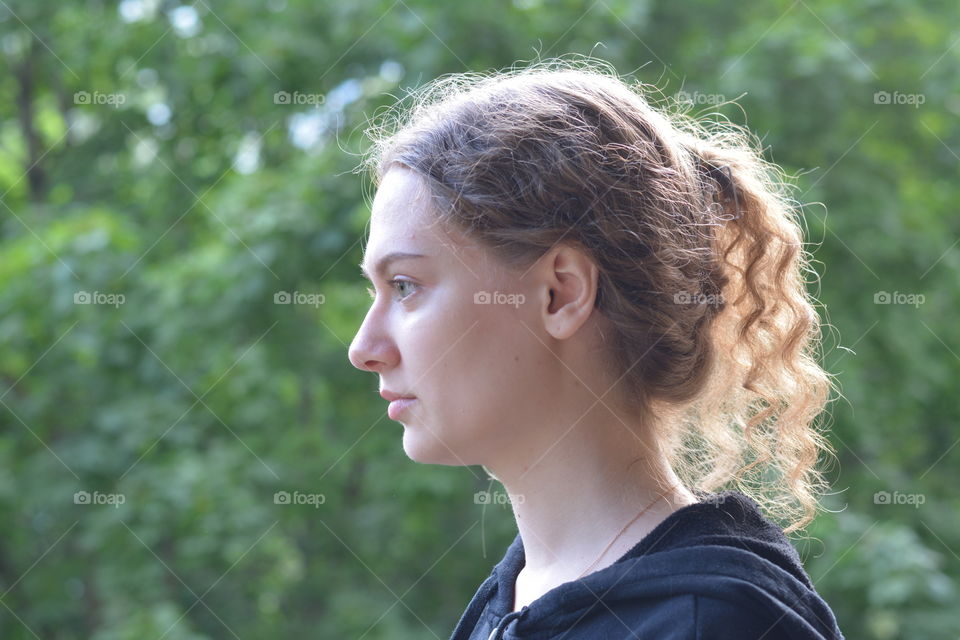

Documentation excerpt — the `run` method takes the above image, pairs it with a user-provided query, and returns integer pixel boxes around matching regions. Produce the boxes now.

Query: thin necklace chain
[575,484,679,580]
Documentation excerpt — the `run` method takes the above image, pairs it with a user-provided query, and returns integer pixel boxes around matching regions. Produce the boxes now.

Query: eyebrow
[359,251,428,280]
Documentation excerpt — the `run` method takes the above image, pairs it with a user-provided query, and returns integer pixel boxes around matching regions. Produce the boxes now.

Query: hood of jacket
[449,490,844,640]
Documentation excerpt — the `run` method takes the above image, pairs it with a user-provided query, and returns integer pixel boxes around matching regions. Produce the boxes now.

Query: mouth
[387,397,417,420]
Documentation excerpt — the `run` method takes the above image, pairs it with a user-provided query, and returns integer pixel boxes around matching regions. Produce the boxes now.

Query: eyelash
[366,279,418,302]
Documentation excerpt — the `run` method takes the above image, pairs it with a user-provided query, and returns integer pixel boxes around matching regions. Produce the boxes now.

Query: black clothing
[449,490,844,639]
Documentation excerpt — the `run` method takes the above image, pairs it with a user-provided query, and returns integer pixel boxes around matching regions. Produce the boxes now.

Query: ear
[538,244,600,341]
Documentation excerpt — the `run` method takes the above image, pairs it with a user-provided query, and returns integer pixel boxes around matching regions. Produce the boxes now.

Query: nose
[348,340,386,372]
[348,310,397,373]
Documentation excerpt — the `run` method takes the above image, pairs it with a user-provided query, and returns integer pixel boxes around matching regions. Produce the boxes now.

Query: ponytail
[679,130,837,534]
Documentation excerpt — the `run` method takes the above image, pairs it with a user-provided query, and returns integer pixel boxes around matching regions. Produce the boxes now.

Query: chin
[402,431,471,466]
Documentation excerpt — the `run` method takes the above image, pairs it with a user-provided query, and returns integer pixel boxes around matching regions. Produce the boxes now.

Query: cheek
[402,284,544,400]
[398,292,555,463]
[434,304,545,418]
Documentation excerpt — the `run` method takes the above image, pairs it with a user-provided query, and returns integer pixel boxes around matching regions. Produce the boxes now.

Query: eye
[388,279,418,300]
[365,279,419,302]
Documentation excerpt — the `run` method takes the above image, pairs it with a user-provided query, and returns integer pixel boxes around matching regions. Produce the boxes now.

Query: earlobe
[543,293,578,341]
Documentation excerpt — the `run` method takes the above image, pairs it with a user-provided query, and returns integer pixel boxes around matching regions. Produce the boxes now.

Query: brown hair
[360,57,838,534]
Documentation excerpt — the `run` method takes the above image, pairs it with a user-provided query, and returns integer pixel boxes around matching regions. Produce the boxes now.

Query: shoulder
[596,593,811,640]
[612,593,794,640]
[593,567,842,640]
[692,594,791,639]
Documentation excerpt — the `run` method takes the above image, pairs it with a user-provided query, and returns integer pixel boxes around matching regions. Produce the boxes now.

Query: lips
[380,388,417,420]
[387,397,417,420]
[380,389,416,402]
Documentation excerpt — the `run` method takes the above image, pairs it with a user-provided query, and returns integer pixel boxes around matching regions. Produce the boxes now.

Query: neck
[486,402,697,581]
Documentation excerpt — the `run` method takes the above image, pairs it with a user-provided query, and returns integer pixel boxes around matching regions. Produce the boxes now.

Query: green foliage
[1,0,957,638]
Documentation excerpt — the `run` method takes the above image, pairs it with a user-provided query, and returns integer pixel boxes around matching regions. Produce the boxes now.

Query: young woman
[349,58,844,640]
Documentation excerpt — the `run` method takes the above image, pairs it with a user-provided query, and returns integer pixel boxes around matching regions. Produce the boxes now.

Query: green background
[1,1,957,638]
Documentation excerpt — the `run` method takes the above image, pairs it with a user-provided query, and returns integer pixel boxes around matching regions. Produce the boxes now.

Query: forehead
[370,165,434,228]
[363,165,494,279]
[366,166,454,253]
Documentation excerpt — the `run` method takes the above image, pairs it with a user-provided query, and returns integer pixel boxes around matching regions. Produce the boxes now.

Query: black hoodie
[449,490,844,639]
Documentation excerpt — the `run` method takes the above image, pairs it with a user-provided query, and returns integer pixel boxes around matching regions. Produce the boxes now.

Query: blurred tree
[0,1,957,638]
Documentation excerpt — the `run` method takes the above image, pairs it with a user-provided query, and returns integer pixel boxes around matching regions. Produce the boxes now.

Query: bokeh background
[1,1,958,638]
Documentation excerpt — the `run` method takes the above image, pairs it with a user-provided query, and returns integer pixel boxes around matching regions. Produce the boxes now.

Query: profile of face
[348,165,610,468]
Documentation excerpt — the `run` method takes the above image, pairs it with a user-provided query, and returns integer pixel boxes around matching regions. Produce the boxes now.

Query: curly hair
[359,56,838,535]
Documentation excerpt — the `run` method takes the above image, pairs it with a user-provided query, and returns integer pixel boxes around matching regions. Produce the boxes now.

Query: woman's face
[348,165,563,467]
